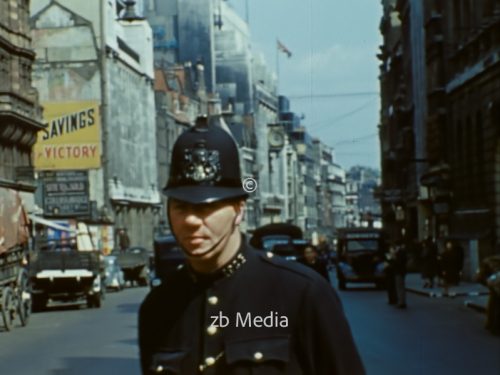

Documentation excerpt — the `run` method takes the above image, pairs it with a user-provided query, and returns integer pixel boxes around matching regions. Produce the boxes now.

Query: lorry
[29,220,104,310]
[0,187,32,331]
[335,227,386,290]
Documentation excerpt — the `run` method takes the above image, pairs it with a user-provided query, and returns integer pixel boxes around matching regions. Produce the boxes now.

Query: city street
[0,288,145,375]
[1,278,499,375]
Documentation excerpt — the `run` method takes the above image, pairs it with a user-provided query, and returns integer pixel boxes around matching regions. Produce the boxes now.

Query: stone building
[379,0,500,278]
[434,0,500,272]
[31,0,158,250]
[0,0,44,211]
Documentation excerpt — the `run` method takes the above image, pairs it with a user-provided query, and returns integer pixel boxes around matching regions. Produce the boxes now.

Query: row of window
[0,48,33,94]
[0,0,30,36]
[0,143,30,182]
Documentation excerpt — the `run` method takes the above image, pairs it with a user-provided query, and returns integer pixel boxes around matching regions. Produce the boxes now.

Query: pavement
[405,273,490,313]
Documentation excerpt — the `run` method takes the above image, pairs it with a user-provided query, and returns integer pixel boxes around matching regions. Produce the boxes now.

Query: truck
[335,227,386,290]
[0,187,32,331]
[29,221,105,310]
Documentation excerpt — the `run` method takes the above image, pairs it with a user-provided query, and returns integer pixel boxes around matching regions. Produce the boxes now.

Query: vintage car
[150,235,186,287]
[249,223,306,261]
[335,227,386,290]
[103,255,125,291]
[112,247,152,287]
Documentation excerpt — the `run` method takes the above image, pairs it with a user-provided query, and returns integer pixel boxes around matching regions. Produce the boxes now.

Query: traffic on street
[1,273,499,375]
[2,0,500,374]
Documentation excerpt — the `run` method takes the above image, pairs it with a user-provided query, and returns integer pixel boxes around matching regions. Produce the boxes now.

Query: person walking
[439,240,458,295]
[420,236,438,288]
[477,253,500,336]
[138,116,365,374]
[384,245,398,305]
[393,242,408,309]
[300,245,330,281]
[117,228,130,252]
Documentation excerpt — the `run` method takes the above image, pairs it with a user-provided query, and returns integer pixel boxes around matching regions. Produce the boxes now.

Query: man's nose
[184,211,203,226]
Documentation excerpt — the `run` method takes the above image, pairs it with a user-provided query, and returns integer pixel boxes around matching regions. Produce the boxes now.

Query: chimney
[119,0,145,22]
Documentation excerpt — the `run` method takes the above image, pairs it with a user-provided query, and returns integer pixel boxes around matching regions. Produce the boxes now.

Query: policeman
[138,116,365,374]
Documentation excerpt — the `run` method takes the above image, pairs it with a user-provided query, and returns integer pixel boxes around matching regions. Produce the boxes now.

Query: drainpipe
[100,0,111,222]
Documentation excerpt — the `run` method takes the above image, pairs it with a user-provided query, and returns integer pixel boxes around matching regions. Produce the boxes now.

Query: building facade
[31,0,158,250]
[0,0,44,211]
[379,0,500,278]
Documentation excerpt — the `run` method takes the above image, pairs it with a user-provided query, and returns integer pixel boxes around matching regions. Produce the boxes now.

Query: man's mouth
[186,236,208,245]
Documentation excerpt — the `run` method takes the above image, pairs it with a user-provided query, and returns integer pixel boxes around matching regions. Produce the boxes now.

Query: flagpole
[276,38,280,94]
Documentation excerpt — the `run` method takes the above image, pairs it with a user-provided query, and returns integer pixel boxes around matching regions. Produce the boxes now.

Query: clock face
[268,129,285,148]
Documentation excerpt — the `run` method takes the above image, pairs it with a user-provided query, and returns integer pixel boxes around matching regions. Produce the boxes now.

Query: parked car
[112,247,152,287]
[150,235,186,287]
[103,255,125,291]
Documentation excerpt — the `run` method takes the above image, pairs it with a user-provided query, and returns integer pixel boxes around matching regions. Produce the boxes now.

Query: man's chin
[182,244,215,259]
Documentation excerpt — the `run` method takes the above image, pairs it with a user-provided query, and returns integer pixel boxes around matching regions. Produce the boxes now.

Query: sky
[228,0,383,170]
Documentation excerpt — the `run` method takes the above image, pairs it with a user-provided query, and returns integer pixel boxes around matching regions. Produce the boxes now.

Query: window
[0,50,11,91]
[475,111,484,199]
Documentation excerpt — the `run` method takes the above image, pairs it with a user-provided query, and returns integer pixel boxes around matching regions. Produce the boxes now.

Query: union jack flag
[277,39,292,58]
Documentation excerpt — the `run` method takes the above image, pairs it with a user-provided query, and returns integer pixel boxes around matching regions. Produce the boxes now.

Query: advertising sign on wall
[33,101,101,170]
[40,170,90,217]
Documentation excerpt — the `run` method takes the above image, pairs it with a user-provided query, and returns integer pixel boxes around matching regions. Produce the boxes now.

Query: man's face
[304,247,317,264]
[168,198,244,260]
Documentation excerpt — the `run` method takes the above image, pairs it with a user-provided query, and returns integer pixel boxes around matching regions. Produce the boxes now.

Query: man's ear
[234,200,246,226]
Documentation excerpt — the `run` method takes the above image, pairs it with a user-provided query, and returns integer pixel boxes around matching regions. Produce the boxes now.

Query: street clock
[268,128,285,150]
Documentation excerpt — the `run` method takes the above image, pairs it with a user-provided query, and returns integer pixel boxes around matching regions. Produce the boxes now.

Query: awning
[29,215,76,234]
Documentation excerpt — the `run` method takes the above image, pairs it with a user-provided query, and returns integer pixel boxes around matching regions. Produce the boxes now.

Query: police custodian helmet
[162,115,248,204]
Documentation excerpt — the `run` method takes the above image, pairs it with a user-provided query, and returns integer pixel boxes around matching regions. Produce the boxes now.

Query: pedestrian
[384,245,398,305]
[138,116,365,374]
[300,245,330,281]
[439,240,464,294]
[393,242,407,309]
[420,236,438,288]
[477,253,500,336]
[453,241,465,285]
[117,228,130,252]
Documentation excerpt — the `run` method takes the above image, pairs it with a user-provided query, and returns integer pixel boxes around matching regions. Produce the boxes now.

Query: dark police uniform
[139,242,365,374]
[138,116,365,374]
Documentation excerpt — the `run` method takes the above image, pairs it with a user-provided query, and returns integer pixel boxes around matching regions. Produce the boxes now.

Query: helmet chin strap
[167,202,240,264]
[190,212,239,261]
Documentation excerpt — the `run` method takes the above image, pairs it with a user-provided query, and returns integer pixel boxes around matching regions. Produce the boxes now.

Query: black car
[249,223,307,261]
[111,247,152,287]
[150,235,186,287]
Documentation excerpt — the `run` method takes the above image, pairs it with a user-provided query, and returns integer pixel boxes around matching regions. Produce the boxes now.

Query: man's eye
[172,203,188,210]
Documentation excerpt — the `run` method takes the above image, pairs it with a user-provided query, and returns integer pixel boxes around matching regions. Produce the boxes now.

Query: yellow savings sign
[34,101,101,170]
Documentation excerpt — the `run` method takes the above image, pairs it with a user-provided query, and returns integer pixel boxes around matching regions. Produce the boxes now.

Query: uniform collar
[188,241,247,283]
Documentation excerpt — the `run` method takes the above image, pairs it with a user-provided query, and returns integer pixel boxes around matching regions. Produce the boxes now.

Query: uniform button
[266,252,274,258]
[254,351,263,361]
[208,296,218,305]
[155,365,164,372]
[207,325,218,335]
[205,356,216,366]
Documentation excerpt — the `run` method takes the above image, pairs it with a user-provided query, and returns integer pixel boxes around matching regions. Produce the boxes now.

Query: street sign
[41,170,89,217]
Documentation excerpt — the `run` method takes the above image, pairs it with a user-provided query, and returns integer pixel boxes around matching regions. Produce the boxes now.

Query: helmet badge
[181,141,221,183]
